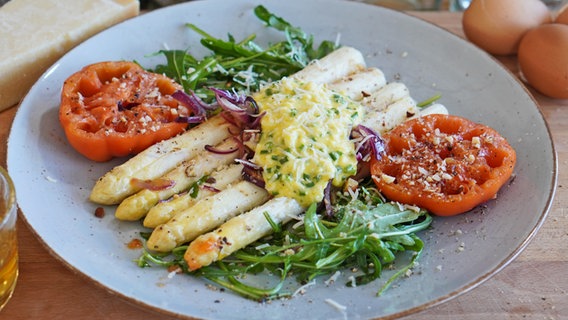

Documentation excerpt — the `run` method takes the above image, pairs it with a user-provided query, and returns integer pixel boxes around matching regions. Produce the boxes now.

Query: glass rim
[0,165,16,222]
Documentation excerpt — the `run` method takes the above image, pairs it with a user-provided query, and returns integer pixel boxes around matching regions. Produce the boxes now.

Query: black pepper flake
[221,236,232,246]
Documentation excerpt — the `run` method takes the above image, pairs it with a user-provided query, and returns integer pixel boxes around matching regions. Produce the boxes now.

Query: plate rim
[7,0,558,319]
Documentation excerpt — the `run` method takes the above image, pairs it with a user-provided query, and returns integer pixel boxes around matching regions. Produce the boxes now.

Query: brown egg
[556,3,568,24]
[518,24,568,99]
[462,0,552,55]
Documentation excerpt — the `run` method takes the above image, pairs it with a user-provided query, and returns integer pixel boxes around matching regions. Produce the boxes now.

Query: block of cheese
[0,0,140,112]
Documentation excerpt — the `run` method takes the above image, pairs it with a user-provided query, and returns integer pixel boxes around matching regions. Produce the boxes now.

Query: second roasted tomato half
[370,114,516,216]
[59,61,191,162]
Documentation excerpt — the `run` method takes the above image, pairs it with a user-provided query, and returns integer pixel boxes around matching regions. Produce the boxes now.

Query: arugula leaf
[137,184,431,301]
[253,5,337,63]
[148,5,338,103]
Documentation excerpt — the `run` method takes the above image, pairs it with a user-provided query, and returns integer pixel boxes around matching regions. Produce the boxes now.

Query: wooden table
[1,11,567,320]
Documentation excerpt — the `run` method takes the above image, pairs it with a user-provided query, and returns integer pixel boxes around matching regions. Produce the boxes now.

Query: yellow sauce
[252,77,363,207]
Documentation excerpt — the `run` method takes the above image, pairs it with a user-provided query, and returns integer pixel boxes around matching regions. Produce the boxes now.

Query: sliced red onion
[352,125,385,162]
[248,111,266,130]
[172,90,215,117]
[204,144,240,154]
[211,88,263,130]
[242,165,265,189]
[176,115,207,123]
[322,180,334,217]
[171,87,265,130]
[234,158,262,170]
[218,97,248,115]
[202,185,221,193]
[210,87,248,105]
[244,96,260,114]
[234,156,265,188]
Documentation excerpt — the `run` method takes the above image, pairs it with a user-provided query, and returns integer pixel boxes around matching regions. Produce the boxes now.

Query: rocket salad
[148,5,338,102]
[137,181,431,301]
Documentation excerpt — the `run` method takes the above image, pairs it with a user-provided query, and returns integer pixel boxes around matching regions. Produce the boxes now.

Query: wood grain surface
[1,10,567,320]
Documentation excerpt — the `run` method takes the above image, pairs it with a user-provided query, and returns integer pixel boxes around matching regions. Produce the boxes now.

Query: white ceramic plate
[7,0,557,319]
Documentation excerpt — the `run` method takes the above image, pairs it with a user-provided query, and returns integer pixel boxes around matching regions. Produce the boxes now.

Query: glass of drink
[0,166,17,310]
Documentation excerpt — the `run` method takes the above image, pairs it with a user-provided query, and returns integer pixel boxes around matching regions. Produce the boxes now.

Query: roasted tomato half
[371,114,516,216]
[59,61,191,161]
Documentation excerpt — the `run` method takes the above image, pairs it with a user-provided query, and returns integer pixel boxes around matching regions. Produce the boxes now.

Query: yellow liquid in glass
[0,228,18,310]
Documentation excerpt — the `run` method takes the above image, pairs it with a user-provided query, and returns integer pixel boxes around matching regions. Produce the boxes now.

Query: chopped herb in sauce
[253,78,362,207]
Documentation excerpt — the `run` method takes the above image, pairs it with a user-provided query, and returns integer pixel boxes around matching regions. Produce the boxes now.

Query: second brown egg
[462,0,552,55]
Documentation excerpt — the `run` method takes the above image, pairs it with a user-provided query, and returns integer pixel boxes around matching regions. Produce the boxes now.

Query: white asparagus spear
[90,115,236,205]
[115,137,243,220]
[143,163,245,228]
[183,197,304,271]
[146,180,271,252]
[291,46,366,84]
[360,82,411,112]
[328,67,386,101]
[361,95,420,134]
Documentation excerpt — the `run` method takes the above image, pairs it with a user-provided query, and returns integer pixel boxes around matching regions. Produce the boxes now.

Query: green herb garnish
[149,5,338,102]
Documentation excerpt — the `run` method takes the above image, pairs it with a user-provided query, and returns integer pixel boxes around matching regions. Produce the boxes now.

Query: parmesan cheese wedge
[0,0,140,111]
